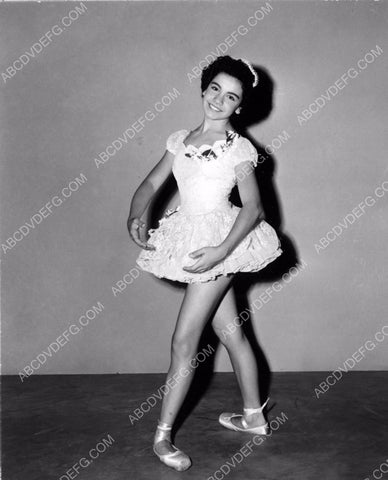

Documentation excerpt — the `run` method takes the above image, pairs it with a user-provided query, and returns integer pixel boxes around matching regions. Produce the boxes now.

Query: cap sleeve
[166,130,188,155]
[232,136,258,169]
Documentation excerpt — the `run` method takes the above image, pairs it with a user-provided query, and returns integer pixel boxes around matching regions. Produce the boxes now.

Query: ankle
[243,410,265,426]
[243,398,270,415]
[157,420,172,430]
[154,420,172,445]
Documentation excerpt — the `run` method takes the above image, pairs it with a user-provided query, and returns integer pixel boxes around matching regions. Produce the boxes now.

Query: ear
[235,107,241,114]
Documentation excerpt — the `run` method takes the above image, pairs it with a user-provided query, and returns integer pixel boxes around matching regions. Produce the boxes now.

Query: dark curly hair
[200,56,256,108]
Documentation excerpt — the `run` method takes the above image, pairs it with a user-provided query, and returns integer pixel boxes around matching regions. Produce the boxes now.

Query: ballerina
[128,55,282,471]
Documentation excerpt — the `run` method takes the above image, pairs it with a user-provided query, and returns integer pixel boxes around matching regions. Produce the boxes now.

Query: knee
[214,324,245,349]
[213,326,230,346]
[171,334,196,362]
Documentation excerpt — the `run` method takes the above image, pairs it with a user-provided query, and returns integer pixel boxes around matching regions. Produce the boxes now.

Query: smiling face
[202,72,243,121]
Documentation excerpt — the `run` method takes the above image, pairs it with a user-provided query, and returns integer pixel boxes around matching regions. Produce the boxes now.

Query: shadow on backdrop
[146,66,299,428]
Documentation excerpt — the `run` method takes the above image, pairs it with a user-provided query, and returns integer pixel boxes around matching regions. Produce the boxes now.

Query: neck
[196,117,234,135]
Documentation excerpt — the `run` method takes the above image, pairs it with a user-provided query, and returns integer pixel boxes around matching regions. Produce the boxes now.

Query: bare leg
[154,274,234,460]
[212,286,267,428]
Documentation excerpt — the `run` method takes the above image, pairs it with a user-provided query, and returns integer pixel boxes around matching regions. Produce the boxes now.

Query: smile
[208,102,222,112]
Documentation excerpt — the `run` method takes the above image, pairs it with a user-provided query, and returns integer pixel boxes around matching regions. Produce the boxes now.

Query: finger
[130,226,156,251]
[182,266,197,273]
[132,237,147,248]
[131,223,146,238]
[183,260,204,272]
[189,249,204,259]
[184,261,214,273]
[141,242,155,250]
[130,231,144,246]
[183,266,207,273]
[130,226,142,239]
[182,264,197,272]
[129,232,150,249]
[135,228,151,246]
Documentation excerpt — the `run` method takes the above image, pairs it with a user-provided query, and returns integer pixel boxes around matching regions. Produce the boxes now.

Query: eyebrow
[211,81,240,100]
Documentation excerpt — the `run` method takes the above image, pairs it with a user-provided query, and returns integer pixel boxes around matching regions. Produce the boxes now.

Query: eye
[210,85,218,91]
[227,95,236,101]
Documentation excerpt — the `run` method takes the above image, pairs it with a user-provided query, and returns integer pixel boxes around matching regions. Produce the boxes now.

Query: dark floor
[2,372,388,480]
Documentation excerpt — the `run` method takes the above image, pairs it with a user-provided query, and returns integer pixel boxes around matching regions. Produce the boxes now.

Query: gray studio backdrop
[1,1,387,375]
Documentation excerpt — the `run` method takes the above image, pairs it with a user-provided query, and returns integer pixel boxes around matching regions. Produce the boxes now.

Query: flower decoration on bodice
[184,130,240,161]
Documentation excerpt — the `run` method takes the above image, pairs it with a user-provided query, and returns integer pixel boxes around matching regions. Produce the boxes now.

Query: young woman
[128,55,282,471]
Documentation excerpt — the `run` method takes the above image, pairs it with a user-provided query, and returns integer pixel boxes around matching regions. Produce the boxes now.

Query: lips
[208,102,222,112]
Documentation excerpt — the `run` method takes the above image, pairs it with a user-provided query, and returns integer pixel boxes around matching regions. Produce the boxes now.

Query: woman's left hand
[182,246,227,274]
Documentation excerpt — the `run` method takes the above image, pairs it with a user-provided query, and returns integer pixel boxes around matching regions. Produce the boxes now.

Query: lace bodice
[167,129,259,215]
[136,130,281,283]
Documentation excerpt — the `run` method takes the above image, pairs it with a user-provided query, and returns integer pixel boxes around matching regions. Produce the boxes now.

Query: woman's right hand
[127,217,156,250]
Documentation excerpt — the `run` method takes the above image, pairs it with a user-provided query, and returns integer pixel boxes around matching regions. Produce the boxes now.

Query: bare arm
[182,161,263,273]
[128,149,175,249]
[218,161,263,257]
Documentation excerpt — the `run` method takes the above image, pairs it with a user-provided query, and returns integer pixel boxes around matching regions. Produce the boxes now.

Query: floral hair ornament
[240,58,259,87]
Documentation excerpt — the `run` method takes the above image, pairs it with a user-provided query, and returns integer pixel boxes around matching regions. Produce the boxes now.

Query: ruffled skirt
[136,205,282,283]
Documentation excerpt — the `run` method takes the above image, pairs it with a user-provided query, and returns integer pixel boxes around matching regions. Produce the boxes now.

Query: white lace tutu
[136,205,282,283]
[135,129,282,283]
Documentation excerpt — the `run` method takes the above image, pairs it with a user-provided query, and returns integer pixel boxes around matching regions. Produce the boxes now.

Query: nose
[212,92,223,105]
